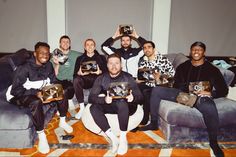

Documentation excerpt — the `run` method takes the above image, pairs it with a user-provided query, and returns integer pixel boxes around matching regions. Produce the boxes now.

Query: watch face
[81,61,97,73]
[189,81,211,93]
[108,82,130,99]
[53,48,68,65]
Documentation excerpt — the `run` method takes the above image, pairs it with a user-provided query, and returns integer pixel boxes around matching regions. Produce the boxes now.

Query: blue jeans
[150,86,219,141]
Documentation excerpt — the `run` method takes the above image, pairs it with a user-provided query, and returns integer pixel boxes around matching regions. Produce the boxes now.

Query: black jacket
[101,36,146,77]
[73,51,107,78]
[10,55,57,98]
[173,60,228,98]
[88,71,143,105]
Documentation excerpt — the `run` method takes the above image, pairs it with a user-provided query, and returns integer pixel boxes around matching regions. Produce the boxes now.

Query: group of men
[6,27,227,157]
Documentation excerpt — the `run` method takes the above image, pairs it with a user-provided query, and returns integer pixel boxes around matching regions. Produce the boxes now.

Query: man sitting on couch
[139,41,228,157]
[6,42,73,154]
[137,41,175,125]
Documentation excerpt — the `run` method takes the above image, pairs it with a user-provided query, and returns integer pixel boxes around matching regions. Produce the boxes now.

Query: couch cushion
[82,104,144,136]
[166,53,189,70]
[0,49,32,92]
[159,98,236,129]
[0,62,13,91]
[0,100,33,130]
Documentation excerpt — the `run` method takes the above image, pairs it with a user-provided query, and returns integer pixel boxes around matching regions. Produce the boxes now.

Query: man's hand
[136,78,145,84]
[112,26,122,39]
[130,28,139,39]
[105,91,112,104]
[194,90,212,97]
[37,91,47,103]
[126,90,134,102]
[153,71,161,84]
[77,67,90,76]
[37,91,43,99]
[52,55,60,65]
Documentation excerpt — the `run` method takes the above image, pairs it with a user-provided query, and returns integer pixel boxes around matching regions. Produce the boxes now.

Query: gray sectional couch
[0,51,235,148]
[160,53,236,143]
[0,49,57,148]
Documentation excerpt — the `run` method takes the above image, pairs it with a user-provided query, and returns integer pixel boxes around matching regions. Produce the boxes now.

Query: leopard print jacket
[138,53,175,87]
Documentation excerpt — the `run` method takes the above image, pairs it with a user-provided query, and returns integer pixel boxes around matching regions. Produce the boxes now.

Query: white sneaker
[68,99,76,110]
[117,138,128,155]
[75,103,85,120]
[105,129,119,153]
[59,117,73,133]
[37,131,50,154]
[117,131,128,155]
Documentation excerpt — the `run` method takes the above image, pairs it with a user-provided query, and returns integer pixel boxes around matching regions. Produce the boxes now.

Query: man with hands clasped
[73,39,107,119]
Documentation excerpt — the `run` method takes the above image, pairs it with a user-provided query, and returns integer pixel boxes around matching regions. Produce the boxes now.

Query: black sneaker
[210,142,224,157]
[139,123,158,131]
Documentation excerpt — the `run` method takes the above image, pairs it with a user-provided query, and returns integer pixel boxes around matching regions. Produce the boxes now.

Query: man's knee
[90,104,101,116]
[116,101,129,111]
[73,76,83,86]
[28,95,41,105]
[28,96,43,111]
[197,97,218,114]
[64,86,75,99]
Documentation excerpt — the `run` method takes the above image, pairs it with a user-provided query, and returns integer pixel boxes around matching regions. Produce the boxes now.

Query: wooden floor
[0,109,236,157]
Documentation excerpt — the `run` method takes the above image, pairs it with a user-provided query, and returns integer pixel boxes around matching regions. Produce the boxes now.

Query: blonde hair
[84,38,96,47]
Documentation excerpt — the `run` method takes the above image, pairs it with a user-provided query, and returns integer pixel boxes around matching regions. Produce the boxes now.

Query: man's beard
[122,44,131,49]
[110,69,121,77]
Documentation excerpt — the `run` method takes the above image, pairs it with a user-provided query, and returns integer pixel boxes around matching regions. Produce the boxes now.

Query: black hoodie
[173,60,228,98]
[73,51,107,78]
[8,55,57,99]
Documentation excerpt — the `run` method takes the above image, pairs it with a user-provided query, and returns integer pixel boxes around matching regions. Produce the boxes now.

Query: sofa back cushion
[165,53,234,86]
[165,53,189,70]
[0,63,13,92]
[0,49,32,92]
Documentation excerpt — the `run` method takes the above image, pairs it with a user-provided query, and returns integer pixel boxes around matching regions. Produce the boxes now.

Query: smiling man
[88,53,143,155]
[137,41,175,125]
[73,39,107,119]
[101,26,146,78]
[6,42,73,154]
[139,41,228,157]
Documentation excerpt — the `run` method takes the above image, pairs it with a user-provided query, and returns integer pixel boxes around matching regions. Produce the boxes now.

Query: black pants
[228,66,236,86]
[138,83,153,124]
[11,95,68,131]
[73,75,97,103]
[150,86,220,142]
[58,79,74,99]
[90,100,137,132]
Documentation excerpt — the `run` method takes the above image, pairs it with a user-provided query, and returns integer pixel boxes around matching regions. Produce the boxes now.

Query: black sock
[210,141,224,157]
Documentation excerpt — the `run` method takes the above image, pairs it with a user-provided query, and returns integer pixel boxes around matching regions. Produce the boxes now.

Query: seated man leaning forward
[6,42,73,154]
[89,53,143,155]
[139,41,228,157]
